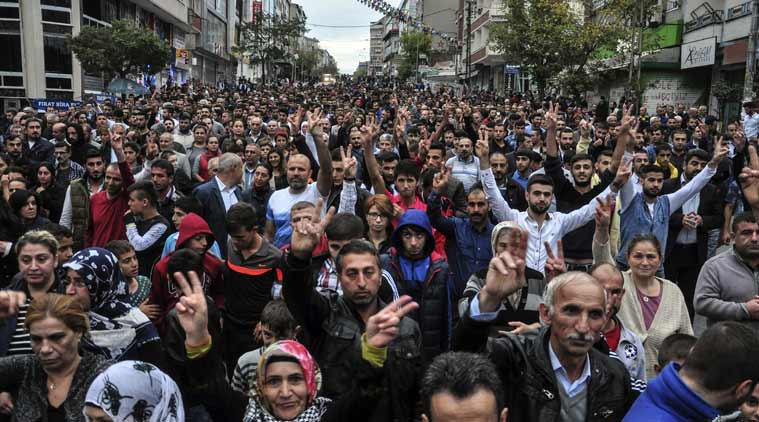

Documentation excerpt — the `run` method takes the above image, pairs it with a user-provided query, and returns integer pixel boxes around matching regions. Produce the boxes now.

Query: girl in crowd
[363,194,394,255]
[267,149,288,190]
[9,190,50,233]
[34,163,65,223]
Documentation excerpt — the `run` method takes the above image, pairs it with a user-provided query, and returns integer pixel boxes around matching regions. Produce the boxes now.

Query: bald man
[592,263,647,390]
[265,143,332,247]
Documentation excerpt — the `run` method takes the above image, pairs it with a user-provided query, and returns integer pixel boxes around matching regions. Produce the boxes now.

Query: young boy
[149,212,225,331]
[161,197,222,258]
[654,333,697,375]
[231,299,298,397]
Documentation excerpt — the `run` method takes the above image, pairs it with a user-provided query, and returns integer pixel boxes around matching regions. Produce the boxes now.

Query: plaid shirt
[61,160,85,181]
[316,257,342,296]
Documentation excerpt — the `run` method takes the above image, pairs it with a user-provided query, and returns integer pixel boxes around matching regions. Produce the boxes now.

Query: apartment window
[43,36,72,74]
[0,34,21,72]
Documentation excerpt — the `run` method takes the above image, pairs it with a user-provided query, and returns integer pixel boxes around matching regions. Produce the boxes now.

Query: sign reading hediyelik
[681,37,716,69]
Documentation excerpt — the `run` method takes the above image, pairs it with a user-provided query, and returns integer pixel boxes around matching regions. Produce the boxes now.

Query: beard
[574,177,591,188]
[288,177,308,191]
[529,201,549,214]
[643,186,660,198]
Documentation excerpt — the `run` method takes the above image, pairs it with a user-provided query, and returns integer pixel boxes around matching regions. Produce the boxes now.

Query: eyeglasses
[367,212,387,221]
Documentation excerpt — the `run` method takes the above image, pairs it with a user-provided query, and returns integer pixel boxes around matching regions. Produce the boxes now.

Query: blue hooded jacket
[391,210,436,287]
[623,363,720,422]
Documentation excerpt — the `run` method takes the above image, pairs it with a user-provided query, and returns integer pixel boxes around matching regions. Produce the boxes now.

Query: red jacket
[149,213,225,332]
[85,161,134,247]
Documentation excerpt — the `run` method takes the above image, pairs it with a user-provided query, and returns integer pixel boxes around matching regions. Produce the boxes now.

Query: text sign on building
[681,37,716,69]
[32,99,82,110]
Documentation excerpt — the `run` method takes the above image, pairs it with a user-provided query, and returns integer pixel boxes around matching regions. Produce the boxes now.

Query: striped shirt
[7,298,32,355]
[231,347,264,397]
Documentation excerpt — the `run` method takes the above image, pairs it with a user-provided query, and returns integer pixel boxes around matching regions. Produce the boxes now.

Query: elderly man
[454,240,633,421]
[192,153,243,258]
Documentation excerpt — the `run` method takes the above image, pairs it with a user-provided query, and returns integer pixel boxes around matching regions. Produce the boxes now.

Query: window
[41,0,71,7]
[0,34,22,72]
[0,7,19,19]
[41,9,70,24]
[43,36,72,74]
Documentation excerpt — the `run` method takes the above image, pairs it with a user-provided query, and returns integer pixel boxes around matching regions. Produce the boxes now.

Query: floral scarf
[63,248,160,360]
[243,340,331,422]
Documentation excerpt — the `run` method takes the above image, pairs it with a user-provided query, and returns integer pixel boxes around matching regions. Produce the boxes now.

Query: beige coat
[617,270,693,379]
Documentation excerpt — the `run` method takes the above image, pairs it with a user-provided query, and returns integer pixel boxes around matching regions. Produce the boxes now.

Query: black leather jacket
[454,312,634,422]
[282,252,422,422]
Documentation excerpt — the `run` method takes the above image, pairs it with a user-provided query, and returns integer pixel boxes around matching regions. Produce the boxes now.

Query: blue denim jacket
[616,192,671,269]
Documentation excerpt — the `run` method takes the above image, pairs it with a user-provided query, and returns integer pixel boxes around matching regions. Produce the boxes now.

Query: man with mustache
[427,167,493,294]
[379,209,451,363]
[454,243,634,421]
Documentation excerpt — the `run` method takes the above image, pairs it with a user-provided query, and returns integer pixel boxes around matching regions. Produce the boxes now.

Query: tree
[489,0,649,98]
[295,49,320,79]
[236,11,306,83]
[398,31,432,81]
[67,20,171,80]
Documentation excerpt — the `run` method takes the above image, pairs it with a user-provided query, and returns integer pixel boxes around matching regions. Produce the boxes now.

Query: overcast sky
[294,0,386,75]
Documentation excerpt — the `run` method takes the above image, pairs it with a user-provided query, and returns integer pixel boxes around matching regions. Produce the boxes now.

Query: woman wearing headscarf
[171,270,418,422]
[9,189,50,232]
[62,248,164,369]
[83,360,184,422]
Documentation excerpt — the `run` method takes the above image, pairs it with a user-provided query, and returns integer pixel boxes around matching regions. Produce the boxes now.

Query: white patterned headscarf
[84,360,184,422]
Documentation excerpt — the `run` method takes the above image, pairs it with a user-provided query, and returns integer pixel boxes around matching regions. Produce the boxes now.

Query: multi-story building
[370,19,385,76]
[1,0,209,110]
[382,11,402,76]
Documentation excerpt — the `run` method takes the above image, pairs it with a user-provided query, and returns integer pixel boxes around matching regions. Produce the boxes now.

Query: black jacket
[241,184,273,234]
[192,179,242,258]
[282,252,422,421]
[660,177,724,266]
[454,313,634,422]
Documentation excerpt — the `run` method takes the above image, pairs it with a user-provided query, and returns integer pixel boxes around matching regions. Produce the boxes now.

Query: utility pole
[415,1,423,82]
[744,0,759,101]
[466,0,472,93]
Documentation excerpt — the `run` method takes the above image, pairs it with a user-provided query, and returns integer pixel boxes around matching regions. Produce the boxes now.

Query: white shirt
[481,168,612,272]
[743,112,759,139]
[215,176,238,211]
[675,174,700,245]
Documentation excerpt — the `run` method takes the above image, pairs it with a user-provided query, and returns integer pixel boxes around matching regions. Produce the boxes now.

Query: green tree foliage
[399,31,432,81]
[237,11,307,82]
[67,20,171,79]
[296,49,320,78]
[489,0,650,97]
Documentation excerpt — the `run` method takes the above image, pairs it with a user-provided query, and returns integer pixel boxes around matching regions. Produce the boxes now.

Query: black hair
[422,352,504,420]
[39,223,73,241]
[167,248,204,279]
[330,148,342,162]
[639,164,665,178]
[428,142,446,154]
[174,197,203,216]
[150,159,175,177]
[105,240,135,258]
[225,202,257,233]
[54,141,71,152]
[335,239,380,275]
[395,159,421,181]
[526,174,554,192]
[654,143,672,154]
[260,299,298,339]
[657,333,697,369]
[376,151,400,164]
[685,148,709,164]
[569,152,594,166]
[127,181,158,208]
[682,322,759,391]
[325,213,365,241]
[732,211,757,233]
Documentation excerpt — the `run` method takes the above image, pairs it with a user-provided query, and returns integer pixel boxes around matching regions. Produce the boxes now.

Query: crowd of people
[0,78,757,421]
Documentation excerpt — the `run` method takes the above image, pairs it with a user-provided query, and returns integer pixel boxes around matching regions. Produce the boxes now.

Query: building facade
[370,19,385,76]
[0,0,243,110]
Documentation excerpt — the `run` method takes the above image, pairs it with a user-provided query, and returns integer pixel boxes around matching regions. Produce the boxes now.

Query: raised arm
[426,168,457,238]
[310,109,333,197]
[544,101,559,159]
[337,146,358,215]
[666,138,727,213]
[561,166,628,235]
[476,138,516,221]
[361,116,387,195]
